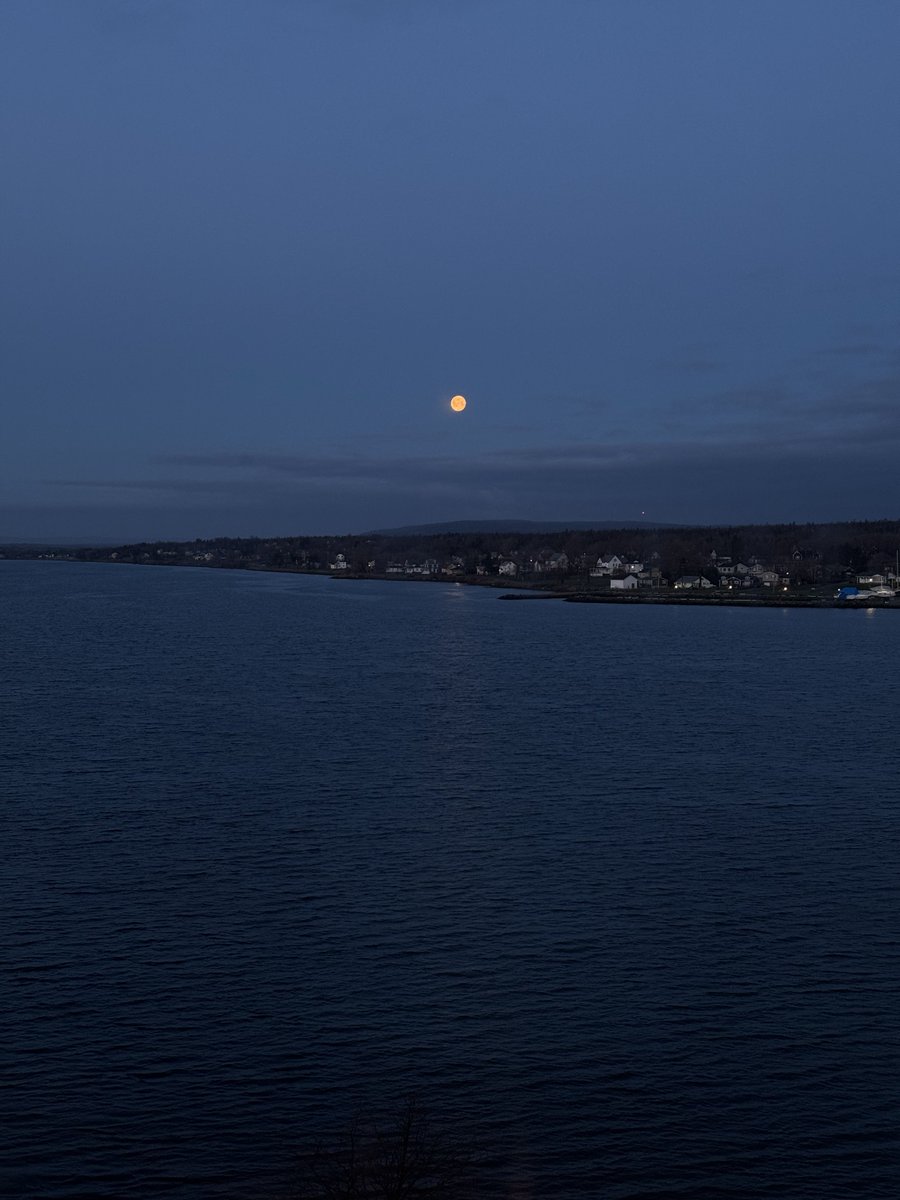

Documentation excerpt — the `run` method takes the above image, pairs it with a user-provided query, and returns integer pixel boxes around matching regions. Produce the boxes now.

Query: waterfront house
[637,568,665,587]
[533,550,569,573]
[674,575,713,589]
[591,554,624,576]
[610,574,638,590]
[403,559,440,575]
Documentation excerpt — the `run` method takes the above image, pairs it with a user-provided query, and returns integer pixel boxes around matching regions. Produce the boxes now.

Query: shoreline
[11,557,900,609]
[503,591,900,609]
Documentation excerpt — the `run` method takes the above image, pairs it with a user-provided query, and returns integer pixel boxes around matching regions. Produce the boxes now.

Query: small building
[498,559,518,576]
[674,575,713,590]
[591,554,624,576]
[610,574,638,590]
[535,551,569,573]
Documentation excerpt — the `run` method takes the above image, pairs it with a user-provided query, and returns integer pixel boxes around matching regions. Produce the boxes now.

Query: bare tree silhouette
[288,1098,477,1200]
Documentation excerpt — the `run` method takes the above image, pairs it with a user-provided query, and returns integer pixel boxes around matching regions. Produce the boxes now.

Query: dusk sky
[3,0,900,541]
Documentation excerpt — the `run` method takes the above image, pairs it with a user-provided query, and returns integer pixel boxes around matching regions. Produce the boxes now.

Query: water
[3,560,900,1199]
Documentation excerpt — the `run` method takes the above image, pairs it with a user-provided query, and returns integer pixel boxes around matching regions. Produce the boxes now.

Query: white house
[329,553,349,570]
[591,554,624,576]
[610,574,638,590]
[405,559,440,575]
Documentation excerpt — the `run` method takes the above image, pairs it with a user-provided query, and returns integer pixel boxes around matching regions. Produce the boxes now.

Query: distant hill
[366,519,680,536]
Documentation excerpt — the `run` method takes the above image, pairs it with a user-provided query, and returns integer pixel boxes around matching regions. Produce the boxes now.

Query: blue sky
[2,0,899,539]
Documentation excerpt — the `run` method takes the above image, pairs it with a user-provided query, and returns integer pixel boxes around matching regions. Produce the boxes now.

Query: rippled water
[3,560,900,1199]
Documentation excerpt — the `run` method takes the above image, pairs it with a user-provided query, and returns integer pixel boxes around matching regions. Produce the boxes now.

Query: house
[404,559,440,575]
[610,574,638,590]
[534,551,568,573]
[498,559,518,576]
[858,574,886,586]
[758,570,780,586]
[329,553,349,570]
[637,568,665,588]
[674,575,713,589]
[591,554,624,576]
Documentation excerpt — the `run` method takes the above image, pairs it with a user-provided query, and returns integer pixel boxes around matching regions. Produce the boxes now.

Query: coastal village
[327,548,899,599]
[13,519,900,602]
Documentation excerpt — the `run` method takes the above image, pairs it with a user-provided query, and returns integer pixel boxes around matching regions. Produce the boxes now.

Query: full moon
[450,394,467,412]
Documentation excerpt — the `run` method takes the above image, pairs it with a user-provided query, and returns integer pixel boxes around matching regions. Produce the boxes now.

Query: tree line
[37,518,900,584]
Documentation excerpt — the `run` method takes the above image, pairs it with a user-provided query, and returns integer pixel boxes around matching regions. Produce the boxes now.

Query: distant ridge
[366,519,680,536]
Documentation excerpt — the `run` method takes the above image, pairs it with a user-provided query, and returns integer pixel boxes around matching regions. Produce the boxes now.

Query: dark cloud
[64,0,191,37]
[818,342,885,357]
[24,429,900,540]
[47,478,269,494]
[654,352,726,375]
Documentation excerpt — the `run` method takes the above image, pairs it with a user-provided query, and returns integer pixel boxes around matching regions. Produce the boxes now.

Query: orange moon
[450,394,467,412]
